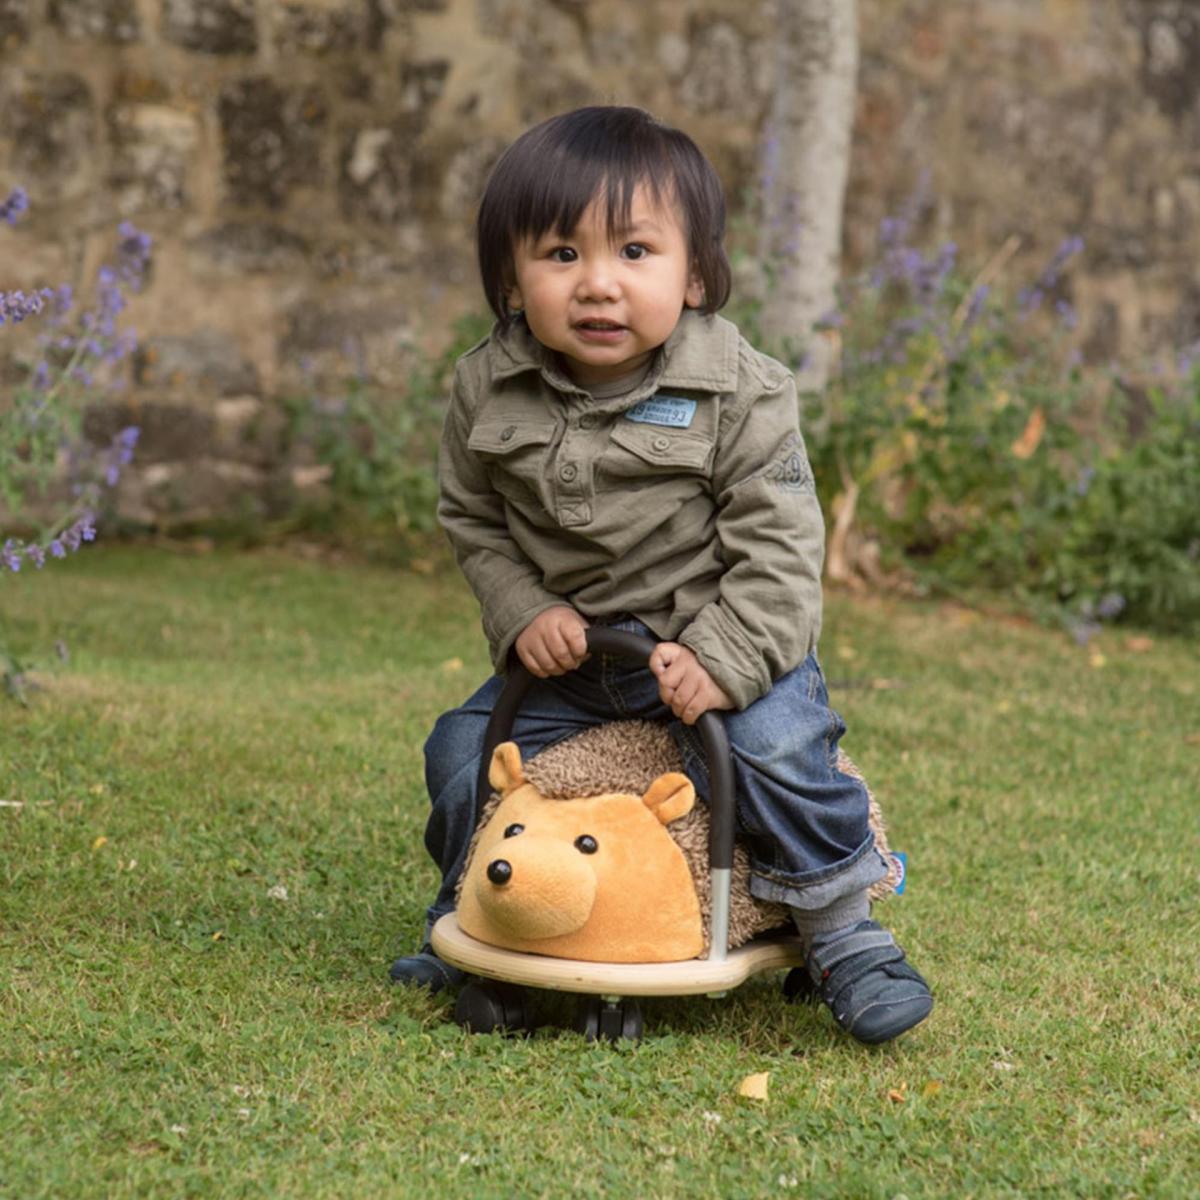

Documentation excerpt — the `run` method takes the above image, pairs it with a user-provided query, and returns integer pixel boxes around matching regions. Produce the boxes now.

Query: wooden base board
[431,914,808,997]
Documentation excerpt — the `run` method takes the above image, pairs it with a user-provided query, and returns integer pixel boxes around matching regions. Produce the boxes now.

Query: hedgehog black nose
[487,859,513,886]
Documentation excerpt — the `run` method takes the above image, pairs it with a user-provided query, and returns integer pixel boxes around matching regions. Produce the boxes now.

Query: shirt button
[652,435,671,452]
[559,462,578,482]
[579,414,597,430]
[500,425,516,441]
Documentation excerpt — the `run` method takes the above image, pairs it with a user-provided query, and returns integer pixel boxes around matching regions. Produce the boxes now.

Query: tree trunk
[757,0,859,393]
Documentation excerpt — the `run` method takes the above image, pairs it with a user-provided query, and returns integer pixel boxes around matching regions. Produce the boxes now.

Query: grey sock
[789,890,871,945]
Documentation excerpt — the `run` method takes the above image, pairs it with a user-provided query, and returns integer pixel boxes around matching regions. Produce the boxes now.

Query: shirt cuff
[485,595,565,673]
[677,604,773,710]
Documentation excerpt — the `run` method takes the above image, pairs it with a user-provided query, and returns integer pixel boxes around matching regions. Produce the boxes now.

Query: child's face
[505,184,704,386]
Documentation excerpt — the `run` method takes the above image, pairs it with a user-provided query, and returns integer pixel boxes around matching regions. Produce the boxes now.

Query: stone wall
[1,0,1198,527]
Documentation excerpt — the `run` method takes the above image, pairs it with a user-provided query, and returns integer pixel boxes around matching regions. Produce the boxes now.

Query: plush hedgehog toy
[456,721,898,963]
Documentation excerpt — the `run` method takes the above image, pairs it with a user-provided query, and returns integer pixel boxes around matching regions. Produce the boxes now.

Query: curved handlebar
[475,626,736,872]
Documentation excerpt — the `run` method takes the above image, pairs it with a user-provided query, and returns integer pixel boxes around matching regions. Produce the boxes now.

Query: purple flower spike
[0,288,54,327]
[1,186,29,226]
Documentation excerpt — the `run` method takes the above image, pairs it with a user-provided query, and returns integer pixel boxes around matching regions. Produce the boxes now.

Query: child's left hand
[648,643,734,725]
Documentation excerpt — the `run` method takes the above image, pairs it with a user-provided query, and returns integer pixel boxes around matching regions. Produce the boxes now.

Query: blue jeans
[421,618,888,937]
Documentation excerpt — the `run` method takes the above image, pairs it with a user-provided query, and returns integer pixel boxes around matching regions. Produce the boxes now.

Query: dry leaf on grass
[737,1072,769,1101]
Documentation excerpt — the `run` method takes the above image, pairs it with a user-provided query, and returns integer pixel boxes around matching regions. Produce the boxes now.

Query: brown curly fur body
[458,720,898,956]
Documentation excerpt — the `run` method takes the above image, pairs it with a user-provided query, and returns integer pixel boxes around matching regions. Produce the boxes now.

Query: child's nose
[575,258,621,302]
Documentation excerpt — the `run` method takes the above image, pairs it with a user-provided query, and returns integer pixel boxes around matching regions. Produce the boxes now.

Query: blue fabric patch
[891,851,907,895]
[625,395,697,428]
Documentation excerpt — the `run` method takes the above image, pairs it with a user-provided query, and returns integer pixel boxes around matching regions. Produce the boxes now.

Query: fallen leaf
[211,930,225,942]
[1011,407,1046,458]
[737,1071,769,1101]
[836,645,857,662]
[1089,650,1107,669]
[92,835,108,851]
[887,1082,908,1103]
[410,558,435,576]
[441,657,464,673]
[1124,635,1154,653]
[922,1080,943,1098]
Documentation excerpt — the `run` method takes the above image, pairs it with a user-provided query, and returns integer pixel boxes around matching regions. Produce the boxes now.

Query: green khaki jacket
[437,309,825,709]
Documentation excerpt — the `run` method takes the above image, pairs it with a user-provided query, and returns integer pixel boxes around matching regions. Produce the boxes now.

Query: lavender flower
[2,206,149,585]
[1019,235,1085,314]
[0,512,100,574]
[962,284,991,331]
[1,288,54,326]
[0,187,28,226]
[102,426,140,486]
[1055,299,1078,330]
[1176,339,1200,376]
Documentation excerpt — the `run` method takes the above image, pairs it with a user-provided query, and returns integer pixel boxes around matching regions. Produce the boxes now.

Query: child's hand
[648,643,733,725]
[515,606,590,677]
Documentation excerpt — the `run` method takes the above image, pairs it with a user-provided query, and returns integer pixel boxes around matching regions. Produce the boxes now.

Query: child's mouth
[574,320,627,343]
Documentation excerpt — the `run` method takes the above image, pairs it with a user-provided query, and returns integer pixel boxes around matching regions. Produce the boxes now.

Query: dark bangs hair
[476,106,732,321]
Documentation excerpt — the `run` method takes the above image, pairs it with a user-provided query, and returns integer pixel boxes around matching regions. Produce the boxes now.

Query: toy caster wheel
[574,995,643,1043]
[454,979,533,1035]
[782,968,816,1004]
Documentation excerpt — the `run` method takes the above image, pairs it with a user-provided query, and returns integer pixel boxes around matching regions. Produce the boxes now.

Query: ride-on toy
[430,627,814,1042]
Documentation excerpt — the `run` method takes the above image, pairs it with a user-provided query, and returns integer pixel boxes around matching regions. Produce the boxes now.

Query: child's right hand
[515,606,590,678]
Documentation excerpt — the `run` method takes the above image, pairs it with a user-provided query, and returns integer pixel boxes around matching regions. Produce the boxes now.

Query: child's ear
[505,279,524,313]
[684,266,704,310]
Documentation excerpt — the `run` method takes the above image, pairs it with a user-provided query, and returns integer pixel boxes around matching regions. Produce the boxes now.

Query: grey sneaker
[388,943,466,994]
[802,920,933,1044]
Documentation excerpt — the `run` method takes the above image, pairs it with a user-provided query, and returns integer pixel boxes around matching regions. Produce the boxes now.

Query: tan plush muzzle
[471,835,597,939]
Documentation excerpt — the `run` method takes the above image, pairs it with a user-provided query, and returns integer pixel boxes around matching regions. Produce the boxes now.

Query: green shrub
[742,205,1199,636]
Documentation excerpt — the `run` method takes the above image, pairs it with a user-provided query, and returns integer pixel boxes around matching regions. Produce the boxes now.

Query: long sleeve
[677,367,825,709]
[437,366,563,669]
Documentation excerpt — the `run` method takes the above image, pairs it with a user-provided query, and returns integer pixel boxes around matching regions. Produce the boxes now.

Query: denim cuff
[748,834,890,911]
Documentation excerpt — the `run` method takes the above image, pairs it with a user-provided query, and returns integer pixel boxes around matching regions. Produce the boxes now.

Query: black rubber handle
[475,627,736,870]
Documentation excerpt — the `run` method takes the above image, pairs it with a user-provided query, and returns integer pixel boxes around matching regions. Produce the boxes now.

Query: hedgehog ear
[642,772,695,825]
[488,742,526,794]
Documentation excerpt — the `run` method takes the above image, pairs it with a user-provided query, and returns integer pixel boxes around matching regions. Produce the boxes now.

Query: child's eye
[622,243,649,261]
[549,247,577,263]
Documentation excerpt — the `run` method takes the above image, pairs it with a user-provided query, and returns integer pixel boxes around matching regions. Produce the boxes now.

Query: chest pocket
[600,422,715,488]
[468,420,556,504]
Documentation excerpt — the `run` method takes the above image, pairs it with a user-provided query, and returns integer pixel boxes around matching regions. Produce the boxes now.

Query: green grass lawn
[2,546,1198,1198]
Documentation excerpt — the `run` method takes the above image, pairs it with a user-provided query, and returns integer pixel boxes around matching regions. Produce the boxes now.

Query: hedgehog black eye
[503,824,524,838]
[574,835,598,854]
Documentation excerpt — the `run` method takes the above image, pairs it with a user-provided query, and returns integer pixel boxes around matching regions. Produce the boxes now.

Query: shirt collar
[486,308,741,396]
